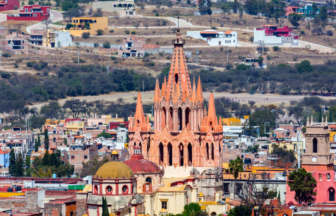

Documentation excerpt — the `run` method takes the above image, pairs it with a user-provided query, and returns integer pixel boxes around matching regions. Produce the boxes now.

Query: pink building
[286,118,335,205]
[0,32,29,54]
[274,124,300,139]
[7,4,50,21]
[285,6,300,16]
[0,0,20,12]
[30,29,46,45]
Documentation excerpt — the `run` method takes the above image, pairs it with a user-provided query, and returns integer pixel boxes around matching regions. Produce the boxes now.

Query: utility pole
[196,48,199,64]
[227,46,228,62]
[107,60,109,74]
[77,47,79,65]
[297,130,301,168]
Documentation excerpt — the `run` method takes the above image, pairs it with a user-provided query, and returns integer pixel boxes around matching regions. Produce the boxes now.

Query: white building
[187,29,238,46]
[253,25,298,46]
[55,31,72,47]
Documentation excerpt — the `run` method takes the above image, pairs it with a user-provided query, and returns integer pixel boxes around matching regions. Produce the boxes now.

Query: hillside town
[0,0,335,215]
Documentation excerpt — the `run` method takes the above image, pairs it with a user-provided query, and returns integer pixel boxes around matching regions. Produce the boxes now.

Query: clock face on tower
[312,157,317,162]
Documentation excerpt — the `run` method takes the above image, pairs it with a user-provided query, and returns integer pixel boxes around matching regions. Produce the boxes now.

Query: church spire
[208,93,217,121]
[134,92,144,118]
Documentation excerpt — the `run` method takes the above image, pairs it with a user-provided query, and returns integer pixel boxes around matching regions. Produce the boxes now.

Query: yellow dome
[112,150,118,155]
[94,161,134,179]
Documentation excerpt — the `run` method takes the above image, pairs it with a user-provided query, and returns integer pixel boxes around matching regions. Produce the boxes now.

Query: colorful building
[7,4,50,21]
[128,28,223,178]
[297,5,320,17]
[286,118,335,205]
[63,17,108,36]
[0,148,9,168]
[0,0,20,12]
[254,25,298,46]
[285,6,301,16]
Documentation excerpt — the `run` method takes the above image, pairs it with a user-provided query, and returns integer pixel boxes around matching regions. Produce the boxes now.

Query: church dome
[124,154,162,173]
[94,161,134,179]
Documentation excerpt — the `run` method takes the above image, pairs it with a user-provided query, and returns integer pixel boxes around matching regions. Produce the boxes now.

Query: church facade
[128,29,223,176]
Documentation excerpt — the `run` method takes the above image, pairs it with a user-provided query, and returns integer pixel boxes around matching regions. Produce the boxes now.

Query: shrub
[113,60,119,64]
[236,64,249,70]
[65,24,73,30]
[109,30,114,33]
[327,30,333,36]
[14,62,18,68]
[293,56,298,61]
[273,46,281,51]
[162,20,167,25]
[103,41,111,48]
[125,30,130,34]
[111,56,116,60]
[96,29,104,35]
[216,83,230,92]
[300,30,305,35]
[249,36,254,42]
[146,62,155,67]
[26,61,33,67]
[2,52,11,57]
[267,55,271,60]
[155,13,159,16]
[131,31,136,35]
[0,72,11,79]
[82,32,90,39]
[21,2,24,5]
[226,63,233,70]
[14,6,18,10]
[93,43,99,47]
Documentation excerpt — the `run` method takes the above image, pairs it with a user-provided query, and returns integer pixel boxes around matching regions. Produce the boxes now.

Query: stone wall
[44,203,63,216]
[76,193,87,216]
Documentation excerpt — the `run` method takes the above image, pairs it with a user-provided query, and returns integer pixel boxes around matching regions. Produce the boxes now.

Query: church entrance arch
[313,137,318,153]
[179,143,184,166]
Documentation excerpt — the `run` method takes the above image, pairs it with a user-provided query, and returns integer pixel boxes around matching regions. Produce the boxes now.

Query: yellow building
[66,120,85,131]
[64,17,108,36]
[222,116,249,126]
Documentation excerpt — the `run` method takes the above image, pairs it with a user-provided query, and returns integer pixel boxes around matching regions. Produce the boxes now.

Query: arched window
[94,185,98,194]
[329,188,335,201]
[168,143,173,166]
[175,74,178,84]
[327,173,331,180]
[185,108,190,130]
[122,185,129,194]
[159,143,164,165]
[313,138,318,153]
[169,107,173,130]
[105,185,112,195]
[162,107,167,129]
[146,177,152,184]
[188,143,192,166]
[211,212,216,216]
[206,143,209,160]
[179,144,184,166]
[178,108,182,130]
[211,143,214,160]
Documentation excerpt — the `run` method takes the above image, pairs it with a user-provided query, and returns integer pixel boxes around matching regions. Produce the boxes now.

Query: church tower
[301,117,333,172]
[128,28,223,175]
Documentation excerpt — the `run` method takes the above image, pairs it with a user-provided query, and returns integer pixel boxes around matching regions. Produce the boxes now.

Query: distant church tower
[128,28,223,175]
[301,117,334,172]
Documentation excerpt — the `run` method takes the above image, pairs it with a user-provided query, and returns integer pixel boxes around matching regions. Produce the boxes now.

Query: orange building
[128,29,223,173]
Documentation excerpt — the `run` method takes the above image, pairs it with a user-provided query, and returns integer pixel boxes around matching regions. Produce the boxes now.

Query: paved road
[26,10,63,34]
[28,91,336,110]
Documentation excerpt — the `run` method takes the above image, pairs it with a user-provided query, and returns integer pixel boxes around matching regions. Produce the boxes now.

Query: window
[34,14,37,17]
[94,185,98,194]
[224,183,229,193]
[71,155,75,159]
[329,188,335,201]
[70,212,74,216]
[25,9,28,12]
[47,9,49,13]
[327,173,331,180]
[161,201,167,209]
[319,173,322,180]
[146,177,152,184]
[84,155,88,159]
[122,185,128,194]
[106,185,112,195]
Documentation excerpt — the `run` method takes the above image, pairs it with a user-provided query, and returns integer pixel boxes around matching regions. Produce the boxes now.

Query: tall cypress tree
[44,129,49,150]
[15,153,24,177]
[102,197,109,216]
[34,138,38,152]
[278,190,281,205]
[37,134,41,147]
[9,149,16,176]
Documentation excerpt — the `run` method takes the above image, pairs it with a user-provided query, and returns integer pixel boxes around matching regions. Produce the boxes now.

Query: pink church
[286,118,336,204]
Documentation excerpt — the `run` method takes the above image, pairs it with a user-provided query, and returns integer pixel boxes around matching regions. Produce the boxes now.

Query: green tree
[287,168,317,204]
[15,153,24,177]
[296,60,313,73]
[44,129,49,150]
[96,29,104,35]
[26,156,31,168]
[183,203,201,216]
[239,5,244,19]
[312,2,318,17]
[98,130,112,139]
[229,156,244,197]
[37,134,41,147]
[227,205,251,216]
[34,138,39,152]
[232,0,239,13]
[43,150,50,166]
[288,12,301,28]
[278,190,281,205]
[102,196,109,216]
[9,149,16,176]
[64,138,68,146]
[319,5,328,25]
[198,0,212,15]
